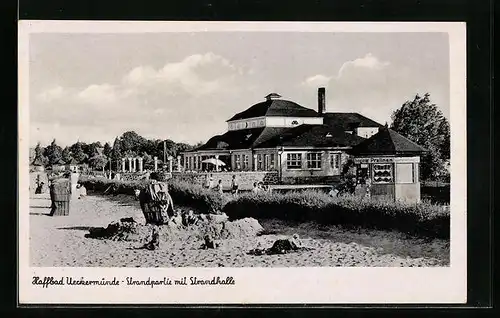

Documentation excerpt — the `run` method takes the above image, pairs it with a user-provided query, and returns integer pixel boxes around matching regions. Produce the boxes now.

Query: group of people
[203,174,240,196]
[251,181,270,193]
[202,174,271,195]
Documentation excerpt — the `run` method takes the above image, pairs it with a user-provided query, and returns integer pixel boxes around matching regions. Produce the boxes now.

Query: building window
[307,153,322,169]
[396,163,414,184]
[270,154,275,169]
[235,155,241,170]
[243,154,249,170]
[330,154,341,169]
[373,164,393,183]
[257,154,263,170]
[286,153,302,169]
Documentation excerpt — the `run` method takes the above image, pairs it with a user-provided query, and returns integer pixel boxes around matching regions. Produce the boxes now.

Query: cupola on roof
[227,93,319,122]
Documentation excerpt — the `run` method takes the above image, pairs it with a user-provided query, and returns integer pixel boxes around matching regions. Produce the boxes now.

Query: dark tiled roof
[227,99,319,121]
[323,112,383,130]
[350,127,427,155]
[255,125,366,148]
[193,127,280,151]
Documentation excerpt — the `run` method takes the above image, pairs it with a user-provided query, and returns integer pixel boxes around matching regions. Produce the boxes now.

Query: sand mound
[248,237,315,256]
[85,215,263,244]
[85,218,151,242]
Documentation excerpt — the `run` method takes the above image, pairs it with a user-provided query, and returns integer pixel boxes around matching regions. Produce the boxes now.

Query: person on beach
[231,175,239,196]
[204,173,213,189]
[214,180,223,194]
[251,182,260,193]
[77,183,87,199]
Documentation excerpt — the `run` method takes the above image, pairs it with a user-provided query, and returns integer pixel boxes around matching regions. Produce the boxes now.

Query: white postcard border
[18,21,467,304]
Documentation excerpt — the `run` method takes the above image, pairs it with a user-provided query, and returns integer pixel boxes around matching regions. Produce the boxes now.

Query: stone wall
[171,171,279,190]
[281,175,341,185]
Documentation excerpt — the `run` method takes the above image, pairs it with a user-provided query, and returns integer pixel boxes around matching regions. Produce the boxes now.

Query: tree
[120,131,147,153]
[32,142,49,166]
[390,93,450,180]
[61,146,73,163]
[44,139,63,165]
[103,142,112,158]
[86,142,102,158]
[89,154,108,171]
[111,138,123,171]
[71,142,88,164]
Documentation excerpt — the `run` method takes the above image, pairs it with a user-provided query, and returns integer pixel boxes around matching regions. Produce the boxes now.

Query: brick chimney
[318,87,326,115]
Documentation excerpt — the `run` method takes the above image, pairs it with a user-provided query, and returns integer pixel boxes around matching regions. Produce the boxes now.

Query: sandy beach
[29,193,449,267]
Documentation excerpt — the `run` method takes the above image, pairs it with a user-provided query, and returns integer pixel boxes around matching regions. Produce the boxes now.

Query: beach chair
[139,181,174,225]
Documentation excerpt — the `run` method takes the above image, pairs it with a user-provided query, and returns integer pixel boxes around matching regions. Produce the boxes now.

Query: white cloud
[37,85,65,102]
[337,53,390,78]
[77,84,118,104]
[30,52,248,146]
[302,74,332,88]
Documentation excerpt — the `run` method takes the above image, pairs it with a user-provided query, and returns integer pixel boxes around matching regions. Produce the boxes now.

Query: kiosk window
[373,164,393,183]
[396,163,414,183]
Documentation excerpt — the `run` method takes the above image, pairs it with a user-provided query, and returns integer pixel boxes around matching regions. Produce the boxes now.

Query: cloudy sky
[29,32,449,147]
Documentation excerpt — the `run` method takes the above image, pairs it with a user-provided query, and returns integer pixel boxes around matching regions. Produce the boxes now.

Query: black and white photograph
[18,21,467,304]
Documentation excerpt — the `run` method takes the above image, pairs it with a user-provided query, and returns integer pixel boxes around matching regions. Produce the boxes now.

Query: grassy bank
[223,191,449,239]
[78,176,449,239]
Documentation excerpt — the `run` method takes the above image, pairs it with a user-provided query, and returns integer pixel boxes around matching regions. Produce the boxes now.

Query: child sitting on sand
[76,183,87,199]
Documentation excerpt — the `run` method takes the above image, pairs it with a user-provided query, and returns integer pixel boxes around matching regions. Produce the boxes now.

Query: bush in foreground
[222,191,449,239]
[78,176,449,239]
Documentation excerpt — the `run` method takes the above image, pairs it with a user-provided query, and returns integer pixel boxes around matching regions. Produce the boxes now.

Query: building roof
[255,125,366,149]
[193,127,290,151]
[323,112,383,130]
[227,99,319,122]
[350,127,427,156]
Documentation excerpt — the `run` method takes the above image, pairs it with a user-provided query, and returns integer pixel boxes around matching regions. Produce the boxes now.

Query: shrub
[223,190,449,239]
[78,176,228,213]
[78,176,449,239]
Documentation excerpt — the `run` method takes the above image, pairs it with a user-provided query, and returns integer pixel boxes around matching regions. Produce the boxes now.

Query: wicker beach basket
[50,178,71,216]
[139,181,174,225]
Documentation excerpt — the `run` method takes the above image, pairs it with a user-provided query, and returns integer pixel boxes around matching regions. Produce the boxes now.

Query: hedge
[78,176,228,213]
[78,176,449,239]
[222,191,449,239]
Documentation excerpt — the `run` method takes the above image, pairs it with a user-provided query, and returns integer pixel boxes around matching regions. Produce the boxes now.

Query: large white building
[183,88,425,186]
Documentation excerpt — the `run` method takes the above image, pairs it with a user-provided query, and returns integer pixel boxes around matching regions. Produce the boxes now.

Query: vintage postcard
[18,21,467,304]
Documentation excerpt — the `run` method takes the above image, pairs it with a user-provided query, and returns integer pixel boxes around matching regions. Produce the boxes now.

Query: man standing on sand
[231,175,239,196]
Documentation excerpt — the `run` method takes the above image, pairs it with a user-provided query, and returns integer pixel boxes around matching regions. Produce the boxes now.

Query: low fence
[170,171,279,191]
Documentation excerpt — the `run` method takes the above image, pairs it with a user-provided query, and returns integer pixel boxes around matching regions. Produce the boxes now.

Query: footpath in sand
[29,194,450,267]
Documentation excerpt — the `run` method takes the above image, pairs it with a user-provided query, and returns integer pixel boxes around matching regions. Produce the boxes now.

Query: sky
[29,32,449,147]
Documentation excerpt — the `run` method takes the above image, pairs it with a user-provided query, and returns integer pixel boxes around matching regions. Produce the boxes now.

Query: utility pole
[163,140,167,170]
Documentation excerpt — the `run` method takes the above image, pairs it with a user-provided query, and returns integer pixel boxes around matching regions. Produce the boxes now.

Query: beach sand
[29,193,449,267]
